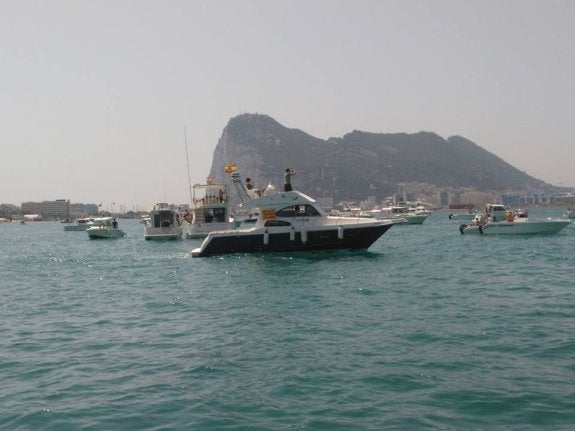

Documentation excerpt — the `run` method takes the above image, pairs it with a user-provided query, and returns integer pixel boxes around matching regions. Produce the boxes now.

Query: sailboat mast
[184,126,193,205]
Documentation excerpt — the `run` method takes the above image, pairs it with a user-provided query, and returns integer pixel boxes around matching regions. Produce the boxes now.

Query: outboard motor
[459,224,467,234]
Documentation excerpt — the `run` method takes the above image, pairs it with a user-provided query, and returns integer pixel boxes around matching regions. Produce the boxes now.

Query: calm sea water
[2,210,575,430]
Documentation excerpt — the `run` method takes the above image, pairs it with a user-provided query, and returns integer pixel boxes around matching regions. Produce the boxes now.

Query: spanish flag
[224,164,237,173]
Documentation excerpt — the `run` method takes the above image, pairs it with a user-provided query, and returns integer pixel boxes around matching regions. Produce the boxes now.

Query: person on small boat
[284,168,295,191]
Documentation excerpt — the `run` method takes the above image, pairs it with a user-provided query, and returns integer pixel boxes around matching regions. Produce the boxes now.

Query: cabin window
[204,207,226,223]
[276,204,320,218]
[153,214,162,227]
[203,209,214,223]
[265,220,292,227]
[302,205,320,216]
[276,206,296,217]
[213,208,226,222]
[155,211,173,228]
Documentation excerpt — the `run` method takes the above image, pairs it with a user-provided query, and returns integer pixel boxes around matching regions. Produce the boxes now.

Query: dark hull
[195,223,394,257]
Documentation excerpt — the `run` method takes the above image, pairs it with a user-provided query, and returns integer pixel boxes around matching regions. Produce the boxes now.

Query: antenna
[184,126,193,205]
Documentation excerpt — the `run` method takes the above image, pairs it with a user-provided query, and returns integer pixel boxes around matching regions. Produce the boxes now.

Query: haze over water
[2,210,575,430]
[2,1,575,209]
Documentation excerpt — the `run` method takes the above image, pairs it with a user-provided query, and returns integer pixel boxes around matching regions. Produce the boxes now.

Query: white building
[21,199,70,219]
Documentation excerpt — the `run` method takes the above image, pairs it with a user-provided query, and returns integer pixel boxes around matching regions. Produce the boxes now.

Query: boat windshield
[93,219,112,226]
[276,204,321,218]
[153,211,175,228]
[203,207,227,223]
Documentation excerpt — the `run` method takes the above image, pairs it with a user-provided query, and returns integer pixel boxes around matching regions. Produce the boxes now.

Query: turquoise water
[2,210,575,430]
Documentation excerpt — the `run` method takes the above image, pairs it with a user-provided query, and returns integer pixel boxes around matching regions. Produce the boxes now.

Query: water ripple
[2,216,575,429]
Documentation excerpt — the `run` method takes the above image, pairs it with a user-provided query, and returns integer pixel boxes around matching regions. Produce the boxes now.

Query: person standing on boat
[245,177,254,190]
[284,168,295,192]
[112,218,118,229]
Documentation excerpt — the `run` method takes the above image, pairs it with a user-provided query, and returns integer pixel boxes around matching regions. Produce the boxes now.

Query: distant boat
[374,205,429,224]
[459,204,571,235]
[144,203,182,240]
[86,217,126,239]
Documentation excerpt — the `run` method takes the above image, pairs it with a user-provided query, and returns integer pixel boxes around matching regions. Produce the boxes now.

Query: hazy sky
[2,0,574,210]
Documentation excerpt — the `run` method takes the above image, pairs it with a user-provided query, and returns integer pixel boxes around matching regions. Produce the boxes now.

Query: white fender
[290,227,295,241]
[263,229,269,245]
[338,225,344,239]
[300,228,307,244]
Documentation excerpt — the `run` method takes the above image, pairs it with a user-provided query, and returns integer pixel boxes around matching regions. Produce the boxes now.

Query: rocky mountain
[208,113,560,203]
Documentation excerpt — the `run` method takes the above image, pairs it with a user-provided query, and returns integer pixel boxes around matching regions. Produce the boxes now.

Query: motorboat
[459,204,571,235]
[139,215,151,224]
[191,190,400,257]
[144,203,183,240]
[186,178,234,239]
[408,205,432,221]
[374,205,428,224]
[86,217,126,239]
[64,217,94,231]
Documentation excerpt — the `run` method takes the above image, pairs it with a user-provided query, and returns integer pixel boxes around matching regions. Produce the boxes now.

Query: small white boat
[86,217,126,239]
[64,217,94,231]
[375,205,428,224]
[139,215,151,224]
[144,203,182,240]
[192,190,400,257]
[459,204,571,235]
[408,205,432,222]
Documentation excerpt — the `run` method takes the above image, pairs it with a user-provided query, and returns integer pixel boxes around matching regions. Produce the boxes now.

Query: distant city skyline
[2,0,575,209]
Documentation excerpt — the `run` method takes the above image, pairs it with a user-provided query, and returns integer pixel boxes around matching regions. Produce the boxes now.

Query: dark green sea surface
[2,210,575,430]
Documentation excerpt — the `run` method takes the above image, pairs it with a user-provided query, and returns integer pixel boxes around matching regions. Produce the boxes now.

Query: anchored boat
[86,217,126,239]
[144,203,183,240]
[191,190,400,257]
[459,204,570,235]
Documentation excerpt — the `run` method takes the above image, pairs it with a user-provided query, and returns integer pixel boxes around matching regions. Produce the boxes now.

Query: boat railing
[193,197,227,207]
